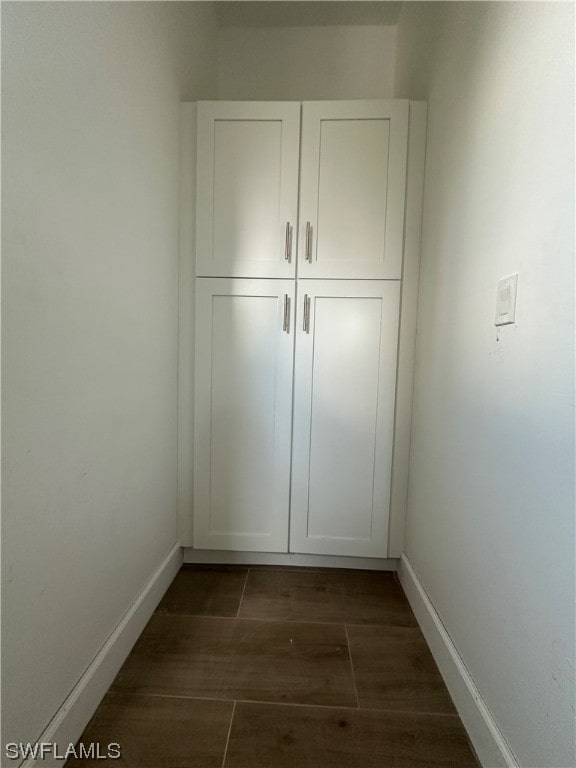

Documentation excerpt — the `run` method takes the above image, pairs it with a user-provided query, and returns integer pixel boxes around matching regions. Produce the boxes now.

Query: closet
[184,99,425,560]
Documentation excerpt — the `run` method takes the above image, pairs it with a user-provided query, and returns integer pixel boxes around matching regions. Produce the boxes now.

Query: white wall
[217,25,396,100]
[395,3,575,767]
[1,1,217,753]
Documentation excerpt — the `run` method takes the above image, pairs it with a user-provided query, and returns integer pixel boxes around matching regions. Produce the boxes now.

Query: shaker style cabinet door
[196,102,300,278]
[193,279,295,552]
[298,101,409,279]
[290,281,400,557]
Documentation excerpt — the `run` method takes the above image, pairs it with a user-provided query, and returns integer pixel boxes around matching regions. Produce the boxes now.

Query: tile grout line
[344,624,360,709]
[159,611,417,630]
[236,570,250,618]
[116,690,461,719]
[221,700,236,768]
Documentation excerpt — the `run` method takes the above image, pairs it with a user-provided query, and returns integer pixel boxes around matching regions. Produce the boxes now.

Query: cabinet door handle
[283,294,290,333]
[303,294,310,333]
[305,222,312,263]
[284,222,292,262]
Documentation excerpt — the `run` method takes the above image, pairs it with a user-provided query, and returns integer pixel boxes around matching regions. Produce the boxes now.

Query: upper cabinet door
[298,101,409,279]
[196,102,300,278]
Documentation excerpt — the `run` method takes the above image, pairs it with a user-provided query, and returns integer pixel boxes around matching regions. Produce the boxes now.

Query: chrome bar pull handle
[305,222,312,263]
[303,294,310,333]
[283,294,290,333]
[284,222,292,262]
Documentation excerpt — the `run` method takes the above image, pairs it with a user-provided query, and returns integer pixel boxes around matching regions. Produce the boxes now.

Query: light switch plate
[495,274,518,326]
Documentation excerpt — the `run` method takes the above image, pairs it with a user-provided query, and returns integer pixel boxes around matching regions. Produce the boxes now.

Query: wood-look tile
[238,568,417,626]
[347,625,456,714]
[112,615,236,699]
[65,693,232,768]
[156,566,248,617]
[224,619,356,706]
[224,702,478,768]
[113,614,356,707]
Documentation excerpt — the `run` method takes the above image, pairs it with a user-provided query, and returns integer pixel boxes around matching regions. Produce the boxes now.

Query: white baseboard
[21,544,182,768]
[183,548,398,571]
[398,554,518,768]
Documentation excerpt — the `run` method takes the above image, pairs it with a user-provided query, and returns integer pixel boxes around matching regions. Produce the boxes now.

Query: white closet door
[196,102,300,278]
[290,280,400,557]
[194,279,295,552]
[298,101,409,280]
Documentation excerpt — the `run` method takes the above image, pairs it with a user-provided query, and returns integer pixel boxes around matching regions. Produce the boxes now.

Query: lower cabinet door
[290,280,400,557]
[193,278,295,552]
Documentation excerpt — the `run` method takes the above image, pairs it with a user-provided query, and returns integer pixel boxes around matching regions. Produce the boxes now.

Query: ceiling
[215,2,403,28]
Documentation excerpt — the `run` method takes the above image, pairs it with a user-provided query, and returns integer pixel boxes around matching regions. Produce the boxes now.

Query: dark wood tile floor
[67,565,479,768]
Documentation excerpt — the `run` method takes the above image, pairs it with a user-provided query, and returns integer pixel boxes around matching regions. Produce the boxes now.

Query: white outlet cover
[495,274,518,326]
